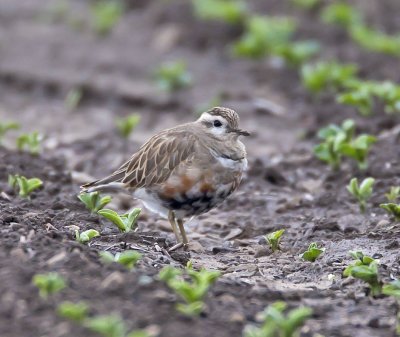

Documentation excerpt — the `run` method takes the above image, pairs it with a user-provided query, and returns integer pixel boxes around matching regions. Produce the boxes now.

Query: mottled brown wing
[122,130,196,188]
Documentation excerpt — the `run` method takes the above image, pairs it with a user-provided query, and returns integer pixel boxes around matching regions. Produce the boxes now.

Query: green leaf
[154,61,192,92]
[176,301,204,316]
[57,301,89,322]
[380,203,400,220]
[98,209,128,232]
[191,0,247,24]
[99,251,116,264]
[301,242,325,262]
[321,2,362,28]
[76,229,100,244]
[84,314,126,337]
[91,0,123,36]
[116,114,141,138]
[383,280,400,297]
[78,192,112,213]
[0,121,20,143]
[16,131,42,155]
[265,229,285,252]
[116,250,142,270]
[32,272,66,299]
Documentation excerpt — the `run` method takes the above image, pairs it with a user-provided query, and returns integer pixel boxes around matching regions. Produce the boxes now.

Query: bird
[81,107,250,251]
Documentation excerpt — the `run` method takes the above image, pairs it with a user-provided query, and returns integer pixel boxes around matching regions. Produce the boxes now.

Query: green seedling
[291,0,320,10]
[321,2,362,29]
[380,203,400,221]
[98,208,141,233]
[347,177,375,213]
[0,121,19,144]
[16,131,42,155]
[314,119,376,170]
[314,119,354,169]
[385,187,400,202]
[343,251,381,296]
[158,263,221,316]
[91,0,123,36]
[337,80,400,116]
[57,301,89,322]
[265,229,285,252]
[350,25,400,57]
[8,174,43,198]
[78,191,112,213]
[232,16,296,59]
[75,229,100,244]
[65,88,83,110]
[383,279,400,297]
[301,242,325,262]
[191,0,247,24]
[32,272,66,299]
[116,114,141,139]
[301,61,358,94]
[84,314,149,337]
[275,40,320,67]
[243,301,312,337]
[154,61,192,92]
[100,250,142,270]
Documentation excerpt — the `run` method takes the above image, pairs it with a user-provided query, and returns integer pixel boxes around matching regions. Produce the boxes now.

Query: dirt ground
[1,0,400,336]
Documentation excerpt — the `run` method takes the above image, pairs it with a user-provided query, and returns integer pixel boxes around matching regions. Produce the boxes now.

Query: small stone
[374,219,390,230]
[101,271,125,289]
[46,251,67,266]
[229,312,245,323]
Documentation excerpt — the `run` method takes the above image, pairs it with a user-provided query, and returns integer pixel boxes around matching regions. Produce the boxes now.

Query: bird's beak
[230,128,250,136]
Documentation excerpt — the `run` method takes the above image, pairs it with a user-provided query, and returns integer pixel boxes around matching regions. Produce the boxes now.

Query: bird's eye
[213,120,222,127]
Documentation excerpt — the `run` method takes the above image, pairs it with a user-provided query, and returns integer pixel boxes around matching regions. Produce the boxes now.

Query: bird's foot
[168,242,184,252]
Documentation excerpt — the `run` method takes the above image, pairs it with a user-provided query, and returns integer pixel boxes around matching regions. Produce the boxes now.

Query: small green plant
[91,0,123,36]
[291,0,320,10]
[191,0,247,24]
[343,251,381,296]
[385,187,400,202]
[337,80,400,116]
[350,25,400,57]
[0,121,19,144]
[75,229,100,244]
[100,250,142,270]
[320,2,362,29]
[84,314,149,337]
[57,301,89,322]
[347,177,375,213]
[16,131,42,155]
[243,301,312,337]
[232,16,296,59]
[301,242,325,262]
[314,119,376,170]
[275,40,320,67]
[380,203,400,221]
[158,263,221,316]
[8,174,43,198]
[301,61,358,94]
[383,279,400,297]
[32,272,66,299]
[154,61,192,92]
[116,114,141,139]
[65,88,83,110]
[78,192,112,213]
[265,229,285,252]
[98,208,141,233]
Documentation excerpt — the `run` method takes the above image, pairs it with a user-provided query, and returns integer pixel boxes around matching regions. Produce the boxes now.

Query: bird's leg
[168,210,181,243]
[177,218,188,249]
[168,211,183,252]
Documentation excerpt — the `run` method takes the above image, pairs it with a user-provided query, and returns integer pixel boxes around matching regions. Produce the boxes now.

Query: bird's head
[197,107,250,139]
